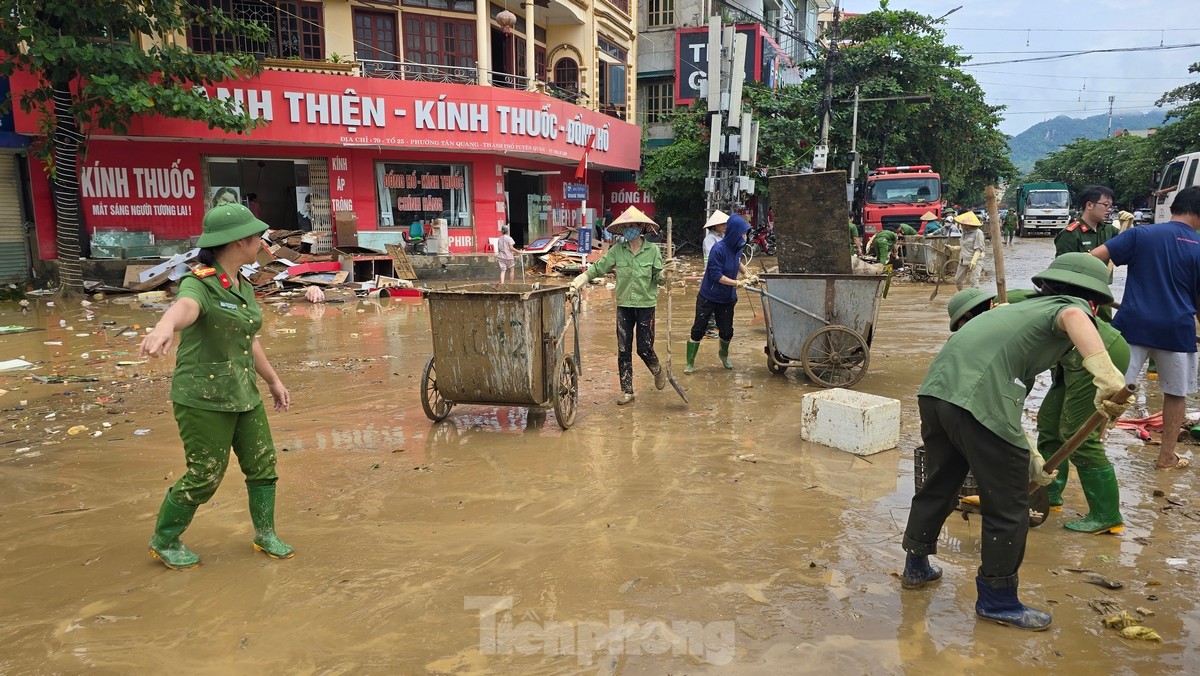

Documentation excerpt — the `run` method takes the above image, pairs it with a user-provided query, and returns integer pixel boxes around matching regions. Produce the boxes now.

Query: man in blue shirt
[1092,186,1200,470]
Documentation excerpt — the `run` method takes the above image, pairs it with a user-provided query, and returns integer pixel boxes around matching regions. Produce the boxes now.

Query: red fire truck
[854,165,944,236]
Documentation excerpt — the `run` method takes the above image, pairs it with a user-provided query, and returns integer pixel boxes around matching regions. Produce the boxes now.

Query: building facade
[11,0,641,260]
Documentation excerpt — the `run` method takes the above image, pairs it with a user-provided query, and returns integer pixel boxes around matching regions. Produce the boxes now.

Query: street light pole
[813,0,840,171]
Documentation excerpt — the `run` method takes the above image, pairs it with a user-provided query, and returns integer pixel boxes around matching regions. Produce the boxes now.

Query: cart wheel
[941,259,959,280]
[420,355,453,422]
[552,354,579,429]
[802,325,870,388]
[767,349,788,374]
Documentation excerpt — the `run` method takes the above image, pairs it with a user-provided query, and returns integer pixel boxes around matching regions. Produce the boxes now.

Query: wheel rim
[421,356,452,421]
[552,355,578,428]
[802,326,869,387]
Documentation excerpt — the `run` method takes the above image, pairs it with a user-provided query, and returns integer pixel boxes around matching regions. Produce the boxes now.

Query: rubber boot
[248,484,295,559]
[148,490,201,570]
[718,340,733,369]
[1046,461,1068,512]
[975,577,1052,631]
[652,364,667,390]
[685,341,700,375]
[1064,465,1124,534]
[900,554,942,589]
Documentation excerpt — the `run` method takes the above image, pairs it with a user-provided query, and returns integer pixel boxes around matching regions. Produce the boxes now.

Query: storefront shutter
[307,158,332,253]
[0,155,29,282]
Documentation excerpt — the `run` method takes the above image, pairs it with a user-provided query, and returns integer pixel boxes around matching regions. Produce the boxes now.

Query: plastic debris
[1104,611,1138,629]
[67,425,89,436]
[1166,558,1188,566]
[134,429,151,436]
[1136,607,1155,617]
[0,359,34,371]
[1120,626,1164,643]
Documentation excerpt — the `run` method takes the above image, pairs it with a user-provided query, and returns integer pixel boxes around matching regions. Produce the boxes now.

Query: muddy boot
[1064,466,1124,534]
[148,490,201,570]
[651,364,667,390]
[718,340,733,370]
[1046,460,1068,512]
[616,393,635,406]
[900,554,942,589]
[685,341,700,375]
[975,576,1052,631]
[248,484,294,560]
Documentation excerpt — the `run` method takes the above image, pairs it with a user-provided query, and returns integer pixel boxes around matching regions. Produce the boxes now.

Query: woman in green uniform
[140,203,293,570]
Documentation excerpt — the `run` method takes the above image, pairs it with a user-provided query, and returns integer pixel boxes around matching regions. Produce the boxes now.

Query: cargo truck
[1153,152,1200,223]
[854,165,943,236]
[1015,182,1071,237]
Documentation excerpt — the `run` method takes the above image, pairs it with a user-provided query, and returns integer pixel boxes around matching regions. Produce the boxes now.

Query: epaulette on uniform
[193,266,218,278]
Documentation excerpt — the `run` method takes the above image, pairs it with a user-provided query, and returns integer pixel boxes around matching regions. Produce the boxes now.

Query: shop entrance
[204,157,331,250]
[504,170,546,249]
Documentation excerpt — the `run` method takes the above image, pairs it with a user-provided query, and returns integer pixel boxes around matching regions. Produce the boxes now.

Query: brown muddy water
[2,238,1199,674]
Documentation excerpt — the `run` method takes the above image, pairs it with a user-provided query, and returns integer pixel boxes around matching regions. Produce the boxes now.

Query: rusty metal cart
[749,273,885,388]
[905,235,961,282]
[420,284,580,428]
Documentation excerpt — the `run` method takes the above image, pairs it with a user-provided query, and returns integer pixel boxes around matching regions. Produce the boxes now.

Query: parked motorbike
[746,221,777,257]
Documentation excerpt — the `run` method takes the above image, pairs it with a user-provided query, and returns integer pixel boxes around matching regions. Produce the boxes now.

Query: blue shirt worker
[1091,185,1200,471]
[139,204,294,570]
[902,254,1128,631]
[686,214,755,373]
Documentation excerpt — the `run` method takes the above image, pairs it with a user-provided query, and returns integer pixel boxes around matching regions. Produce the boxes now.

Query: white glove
[1028,449,1058,487]
[1082,351,1129,418]
[745,275,760,285]
[569,273,589,291]
[304,286,325,303]
[736,278,751,288]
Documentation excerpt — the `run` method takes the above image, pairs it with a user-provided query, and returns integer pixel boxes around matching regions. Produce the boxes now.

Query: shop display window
[376,162,471,231]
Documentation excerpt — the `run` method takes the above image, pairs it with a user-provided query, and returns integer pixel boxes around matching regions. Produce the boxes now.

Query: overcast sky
[842,0,1200,137]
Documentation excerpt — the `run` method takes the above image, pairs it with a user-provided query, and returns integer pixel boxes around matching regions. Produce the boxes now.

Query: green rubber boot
[718,339,733,369]
[248,484,295,559]
[685,341,700,374]
[1046,460,1068,512]
[1064,466,1124,534]
[148,490,201,570]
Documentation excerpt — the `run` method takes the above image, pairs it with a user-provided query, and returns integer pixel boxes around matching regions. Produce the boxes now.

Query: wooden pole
[986,185,1006,304]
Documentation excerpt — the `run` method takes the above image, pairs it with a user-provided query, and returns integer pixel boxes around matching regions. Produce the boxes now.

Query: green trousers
[170,403,278,506]
[1036,338,1131,472]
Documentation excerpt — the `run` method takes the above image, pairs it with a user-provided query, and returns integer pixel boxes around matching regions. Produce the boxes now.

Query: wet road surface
[2,238,1199,673]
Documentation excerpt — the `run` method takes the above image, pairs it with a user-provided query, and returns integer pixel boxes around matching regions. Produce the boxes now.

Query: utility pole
[1107,95,1115,137]
[813,0,840,171]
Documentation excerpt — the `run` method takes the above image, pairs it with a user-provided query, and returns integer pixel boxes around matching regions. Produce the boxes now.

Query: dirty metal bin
[913,445,979,500]
[421,284,580,428]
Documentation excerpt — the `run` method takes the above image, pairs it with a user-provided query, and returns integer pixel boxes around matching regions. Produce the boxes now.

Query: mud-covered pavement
[3,237,1200,674]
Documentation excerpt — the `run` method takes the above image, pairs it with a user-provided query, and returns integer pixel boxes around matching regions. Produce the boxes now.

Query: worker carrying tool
[901,253,1129,631]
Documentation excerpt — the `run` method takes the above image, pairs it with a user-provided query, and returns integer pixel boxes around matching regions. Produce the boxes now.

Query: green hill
[1008,109,1168,172]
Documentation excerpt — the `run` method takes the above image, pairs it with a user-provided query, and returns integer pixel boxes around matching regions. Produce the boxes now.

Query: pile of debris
[85,230,421,298]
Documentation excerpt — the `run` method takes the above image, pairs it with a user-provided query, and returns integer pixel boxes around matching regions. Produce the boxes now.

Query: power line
[970,68,1200,81]
[964,42,1200,67]
[974,80,1171,96]
[964,42,1200,56]
[1001,105,1165,116]
[947,26,1200,33]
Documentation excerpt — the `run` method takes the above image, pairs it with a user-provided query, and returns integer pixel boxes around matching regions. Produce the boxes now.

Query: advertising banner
[606,182,656,219]
[675,25,760,105]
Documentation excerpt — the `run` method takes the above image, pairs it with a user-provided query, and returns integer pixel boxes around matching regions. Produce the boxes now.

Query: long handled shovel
[1028,384,1136,526]
[663,217,688,404]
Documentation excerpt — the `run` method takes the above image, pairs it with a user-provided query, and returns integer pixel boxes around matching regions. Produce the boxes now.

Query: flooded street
[4,237,1200,674]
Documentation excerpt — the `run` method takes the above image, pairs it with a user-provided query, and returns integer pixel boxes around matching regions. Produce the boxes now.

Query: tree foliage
[0,0,267,288]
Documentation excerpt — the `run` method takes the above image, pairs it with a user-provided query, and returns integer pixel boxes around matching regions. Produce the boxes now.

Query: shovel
[1028,384,1136,526]
[662,217,688,404]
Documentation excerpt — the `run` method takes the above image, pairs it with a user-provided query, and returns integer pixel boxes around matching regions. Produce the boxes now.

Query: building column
[476,1,491,85]
[524,0,536,91]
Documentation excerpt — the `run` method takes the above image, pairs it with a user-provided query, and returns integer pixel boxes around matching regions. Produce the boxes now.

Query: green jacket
[899,223,918,236]
[171,264,264,412]
[1054,220,1118,257]
[920,295,1091,447]
[581,238,663,308]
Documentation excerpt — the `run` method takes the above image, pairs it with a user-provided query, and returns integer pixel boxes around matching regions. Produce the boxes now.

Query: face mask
[622,227,642,241]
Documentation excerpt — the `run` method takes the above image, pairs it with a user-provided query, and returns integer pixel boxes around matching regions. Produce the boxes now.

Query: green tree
[1150,61,1200,168]
[1026,135,1158,209]
[0,1,267,290]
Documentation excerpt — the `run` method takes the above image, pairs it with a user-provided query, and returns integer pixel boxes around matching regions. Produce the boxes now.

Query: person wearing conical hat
[569,206,666,405]
[138,204,294,570]
[919,211,941,236]
[954,210,987,291]
[702,210,729,265]
[686,213,756,373]
[904,252,1129,630]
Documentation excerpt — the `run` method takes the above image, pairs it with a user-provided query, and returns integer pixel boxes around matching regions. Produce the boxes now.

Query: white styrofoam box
[800,388,900,456]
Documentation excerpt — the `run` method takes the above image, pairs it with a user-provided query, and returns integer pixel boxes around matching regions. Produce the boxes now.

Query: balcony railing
[599,103,628,121]
[359,59,479,85]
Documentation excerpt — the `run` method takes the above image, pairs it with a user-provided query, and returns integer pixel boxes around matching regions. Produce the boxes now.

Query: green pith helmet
[947,288,997,331]
[1031,252,1114,303]
[197,203,269,248]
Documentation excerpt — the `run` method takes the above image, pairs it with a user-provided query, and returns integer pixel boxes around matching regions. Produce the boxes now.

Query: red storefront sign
[606,182,656,218]
[10,70,640,171]
[78,147,203,232]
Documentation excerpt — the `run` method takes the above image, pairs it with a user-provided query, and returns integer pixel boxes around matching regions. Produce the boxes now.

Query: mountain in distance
[1007,109,1168,172]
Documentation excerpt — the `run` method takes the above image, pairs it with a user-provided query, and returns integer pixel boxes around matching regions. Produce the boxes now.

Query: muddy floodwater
[4,238,1200,674]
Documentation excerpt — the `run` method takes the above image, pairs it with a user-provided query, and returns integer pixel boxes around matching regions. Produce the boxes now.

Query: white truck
[1154,151,1200,223]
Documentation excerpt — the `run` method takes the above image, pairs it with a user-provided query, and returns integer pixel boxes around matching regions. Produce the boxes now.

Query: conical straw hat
[920,211,938,221]
[607,206,661,234]
[704,210,730,229]
[955,211,982,227]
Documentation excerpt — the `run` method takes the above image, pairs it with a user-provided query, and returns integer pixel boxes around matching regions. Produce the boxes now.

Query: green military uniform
[848,221,859,253]
[872,229,897,263]
[170,264,278,504]
[899,223,918,236]
[1054,220,1118,257]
